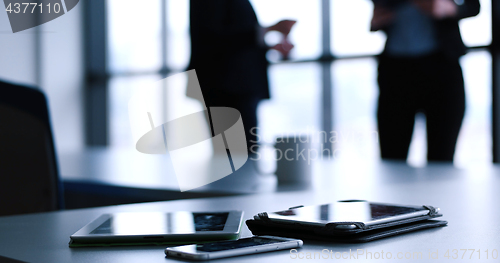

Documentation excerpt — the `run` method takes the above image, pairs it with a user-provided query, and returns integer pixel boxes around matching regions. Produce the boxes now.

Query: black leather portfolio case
[246,205,447,243]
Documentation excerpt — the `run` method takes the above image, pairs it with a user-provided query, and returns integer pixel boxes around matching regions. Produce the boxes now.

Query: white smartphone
[165,236,303,260]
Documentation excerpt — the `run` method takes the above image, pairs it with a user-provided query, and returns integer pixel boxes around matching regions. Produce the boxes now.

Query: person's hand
[266,20,296,37]
[413,0,458,19]
[270,39,294,59]
[413,0,433,14]
[371,5,394,31]
[432,0,458,19]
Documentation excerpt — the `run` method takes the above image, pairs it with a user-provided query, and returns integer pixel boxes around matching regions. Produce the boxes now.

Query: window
[250,0,322,61]
[460,0,492,47]
[107,0,162,73]
[103,0,495,166]
[106,0,324,148]
[330,0,386,56]
[330,0,493,166]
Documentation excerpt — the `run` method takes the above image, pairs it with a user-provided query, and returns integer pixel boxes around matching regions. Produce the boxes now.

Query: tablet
[262,200,437,229]
[70,211,243,246]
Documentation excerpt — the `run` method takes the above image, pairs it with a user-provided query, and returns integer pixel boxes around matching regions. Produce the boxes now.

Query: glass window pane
[110,73,208,148]
[331,0,492,56]
[331,0,386,56]
[332,52,492,166]
[109,75,163,147]
[331,58,428,166]
[332,58,380,161]
[455,50,492,166]
[107,0,162,73]
[459,0,492,47]
[166,0,190,71]
[250,0,322,61]
[258,62,322,144]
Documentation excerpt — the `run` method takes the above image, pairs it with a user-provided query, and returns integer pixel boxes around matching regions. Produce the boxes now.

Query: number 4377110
[443,249,498,260]
[5,3,62,14]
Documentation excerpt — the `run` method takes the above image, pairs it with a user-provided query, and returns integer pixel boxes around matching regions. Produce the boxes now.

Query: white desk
[1,160,499,262]
[60,147,278,193]
[59,148,278,208]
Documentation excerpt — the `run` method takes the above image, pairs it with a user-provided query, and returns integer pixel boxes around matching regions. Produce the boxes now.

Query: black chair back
[0,81,63,216]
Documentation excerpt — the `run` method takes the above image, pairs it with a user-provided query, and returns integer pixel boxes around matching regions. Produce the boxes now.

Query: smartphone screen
[166,236,302,259]
[194,237,285,252]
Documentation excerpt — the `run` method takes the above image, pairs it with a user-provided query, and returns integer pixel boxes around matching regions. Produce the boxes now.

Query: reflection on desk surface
[60,147,277,194]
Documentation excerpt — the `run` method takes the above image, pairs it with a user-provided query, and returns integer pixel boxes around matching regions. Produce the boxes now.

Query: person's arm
[191,0,296,51]
[262,20,296,58]
[414,0,480,20]
[370,5,395,32]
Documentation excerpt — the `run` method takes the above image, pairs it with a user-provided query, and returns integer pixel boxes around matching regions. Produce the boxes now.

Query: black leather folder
[246,205,447,243]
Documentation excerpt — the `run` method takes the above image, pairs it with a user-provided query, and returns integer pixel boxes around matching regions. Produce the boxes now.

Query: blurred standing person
[188,0,295,153]
[371,0,480,161]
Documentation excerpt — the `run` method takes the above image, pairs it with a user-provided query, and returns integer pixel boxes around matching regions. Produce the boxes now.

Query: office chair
[0,80,64,216]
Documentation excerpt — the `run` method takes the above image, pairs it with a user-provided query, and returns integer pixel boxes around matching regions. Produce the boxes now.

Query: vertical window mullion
[492,0,500,162]
[85,0,108,146]
[161,0,170,125]
[321,0,333,155]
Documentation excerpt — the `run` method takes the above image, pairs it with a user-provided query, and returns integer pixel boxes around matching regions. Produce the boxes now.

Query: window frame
[85,0,499,161]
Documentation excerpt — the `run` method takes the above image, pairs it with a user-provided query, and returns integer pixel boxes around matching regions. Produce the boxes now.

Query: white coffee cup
[253,136,312,185]
[274,136,312,184]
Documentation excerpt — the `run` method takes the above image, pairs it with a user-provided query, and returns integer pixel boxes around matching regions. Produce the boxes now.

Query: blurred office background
[0,0,495,168]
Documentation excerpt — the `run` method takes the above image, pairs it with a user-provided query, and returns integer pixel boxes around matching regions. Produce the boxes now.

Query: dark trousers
[205,94,261,152]
[377,52,465,161]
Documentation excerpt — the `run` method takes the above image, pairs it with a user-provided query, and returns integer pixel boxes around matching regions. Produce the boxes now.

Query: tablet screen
[89,212,229,235]
[268,201,428,224]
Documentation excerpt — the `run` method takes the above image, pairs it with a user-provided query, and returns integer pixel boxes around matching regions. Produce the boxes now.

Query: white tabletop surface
[1,158,500,262]
[59,147,277,194]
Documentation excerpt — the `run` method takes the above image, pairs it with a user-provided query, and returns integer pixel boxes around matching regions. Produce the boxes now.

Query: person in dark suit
[188,0,295,153]
[371,0,480,162]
